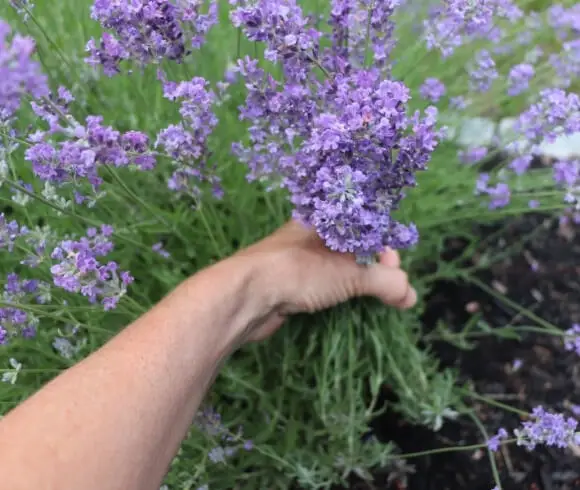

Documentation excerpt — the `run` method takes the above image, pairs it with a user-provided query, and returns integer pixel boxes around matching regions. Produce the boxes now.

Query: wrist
[183,253,279,349]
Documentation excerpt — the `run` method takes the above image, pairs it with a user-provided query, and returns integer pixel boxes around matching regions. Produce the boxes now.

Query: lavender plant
[1,0,580,489]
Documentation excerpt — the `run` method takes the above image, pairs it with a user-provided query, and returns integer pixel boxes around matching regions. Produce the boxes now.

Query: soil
[345,213,580,490]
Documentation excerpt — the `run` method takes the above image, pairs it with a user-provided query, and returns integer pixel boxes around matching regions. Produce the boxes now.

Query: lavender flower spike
[50,225,133,310]
[515,406,580,450]
[156,76,222,200]
[87,0,218,75]
[564,324,580,356]
[487,428,508,452]
[0,20,48,121]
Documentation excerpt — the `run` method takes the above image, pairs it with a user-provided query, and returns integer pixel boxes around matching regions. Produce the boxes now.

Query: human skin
[0,220,416,490]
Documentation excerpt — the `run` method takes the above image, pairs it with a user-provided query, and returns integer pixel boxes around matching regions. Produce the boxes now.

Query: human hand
[232,220,417,341]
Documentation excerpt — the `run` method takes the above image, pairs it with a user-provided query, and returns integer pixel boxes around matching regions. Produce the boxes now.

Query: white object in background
[452,115,580,159]
[455,117,497,148]
[537,133,580,160]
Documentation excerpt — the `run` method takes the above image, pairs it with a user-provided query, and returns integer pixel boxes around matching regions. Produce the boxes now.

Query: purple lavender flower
[0,273,49,344]
[50,225,133,310]
[564,324,580,356]
[553,160,580,188]
[458,147,488,165]
[487,428,508,452]
[450,96,469,110]
[469,50,498,93]
[476,174,511,210]
[515,406,580,450]
[194,406,253,463]
[25,89,156,202]
[152,242,170,259]
[331,0,401,70]
[234,58,442,256]
[21,225,54,268]
[423,0,522,57]
[0,213,27,251]
[512,358,524,370]
[487,183,511,209]
[515,89,580,145]
[509,154,533,175]
[420,78,446,103]
[231,0,322,81]
[548,4,580,41]
[0,21,48,121]
[155,76,221,200]
[507,63,534,96]
[208,446,226,464]
[87,0,217,75]
[550,40,580,89]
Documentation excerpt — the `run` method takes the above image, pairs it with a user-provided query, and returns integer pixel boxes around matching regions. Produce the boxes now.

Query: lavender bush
[1,0,580,489]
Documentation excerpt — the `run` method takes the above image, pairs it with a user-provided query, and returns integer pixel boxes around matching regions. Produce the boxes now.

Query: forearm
[0,256,267,490]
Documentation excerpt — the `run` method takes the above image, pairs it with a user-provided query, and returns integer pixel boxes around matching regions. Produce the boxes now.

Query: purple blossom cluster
[507,63,534,96]
[469,50,498,93]
[475,174,511,210]
[50,225,133,310]
[509,154,533,176]
[155,76,222,199]
[550,39,580,89]
[0,273,50,345]
[0,20,48,121]
[514,406,580,451]
[487,427,508,452]
[458,147,488,165]
[232,0,443,257]
[231,0,322,81]
[548,4,580,40]
[0,213,28,251]
[564,324,580,356]
[152,242,171,259]
[553,160,580,203]
[423,0,522,57]
[514,89,580,146]
[87,0,218,75]
[194,407,253,464]
[25,88,156,202]
[234,58,441,256]
[420,78,446,103]
[21,225,55,268]
[327,0,401,70]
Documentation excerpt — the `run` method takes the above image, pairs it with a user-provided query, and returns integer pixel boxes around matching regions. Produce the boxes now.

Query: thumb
[360,265,417,309]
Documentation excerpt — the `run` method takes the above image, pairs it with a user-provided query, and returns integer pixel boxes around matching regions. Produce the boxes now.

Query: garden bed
[339,213,580,490]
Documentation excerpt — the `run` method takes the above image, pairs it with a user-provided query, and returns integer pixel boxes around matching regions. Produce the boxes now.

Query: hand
[233,220,417,341]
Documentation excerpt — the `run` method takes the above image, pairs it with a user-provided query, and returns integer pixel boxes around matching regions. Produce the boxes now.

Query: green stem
[461,388,529,417]
[465,275,563,335]
[23,7,73,71]
[393,442,488,459]
[103,165,170,227]
[425,324,568,342]
[5,180,152,253]
[0,368,63,374]
[393,438,517,461]
[469,412,503,490]
[193,198,225,258]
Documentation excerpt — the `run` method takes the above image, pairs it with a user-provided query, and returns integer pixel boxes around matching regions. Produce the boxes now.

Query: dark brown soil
[346,213,580,490]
